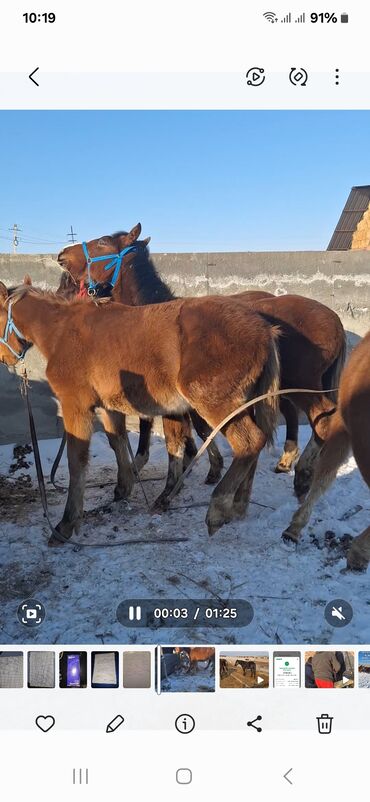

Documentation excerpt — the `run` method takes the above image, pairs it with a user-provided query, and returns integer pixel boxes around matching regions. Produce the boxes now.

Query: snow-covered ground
[161,665,215,693]
[0,425,369,646]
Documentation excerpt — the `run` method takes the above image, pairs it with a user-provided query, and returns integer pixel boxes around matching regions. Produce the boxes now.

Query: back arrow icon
[29,68,39,86]
[284,768,293,785]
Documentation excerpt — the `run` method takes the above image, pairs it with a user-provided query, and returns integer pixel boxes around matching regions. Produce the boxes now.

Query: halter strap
[0,301,28,361]
[82,241,138,296]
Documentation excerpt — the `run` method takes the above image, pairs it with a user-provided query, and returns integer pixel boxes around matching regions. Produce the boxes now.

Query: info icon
[324,598,353,628]
[17,598,46,627]
[175,714,195,734]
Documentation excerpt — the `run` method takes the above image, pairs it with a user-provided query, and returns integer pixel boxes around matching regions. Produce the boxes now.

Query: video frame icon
[17,598,46,627]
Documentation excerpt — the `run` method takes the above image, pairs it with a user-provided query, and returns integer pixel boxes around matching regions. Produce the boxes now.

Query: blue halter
[82,241,138,296]
[0,301,28,361]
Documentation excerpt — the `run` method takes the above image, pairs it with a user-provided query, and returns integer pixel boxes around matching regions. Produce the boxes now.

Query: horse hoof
[133,453,149,474]
[47,534,65,548]
[204,472,222,485]
[113,485,132,502]
[274,462,291,474]
[207,520,220,536]
[346,551,369,573]
[282,529,299,545]
[152,494,170,512]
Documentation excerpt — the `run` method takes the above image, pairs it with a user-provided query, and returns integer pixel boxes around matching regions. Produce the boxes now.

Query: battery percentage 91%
[311,12,338,22]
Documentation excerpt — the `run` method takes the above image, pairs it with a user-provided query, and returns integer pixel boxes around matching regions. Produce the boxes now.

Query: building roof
[327,185,370,250]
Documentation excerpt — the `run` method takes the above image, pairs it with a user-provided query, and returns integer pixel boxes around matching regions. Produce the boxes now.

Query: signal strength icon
[281,12,292,23]
[263,11,278,23]
[295,12,306,22]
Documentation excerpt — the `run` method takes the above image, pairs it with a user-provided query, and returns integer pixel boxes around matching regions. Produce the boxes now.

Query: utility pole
[67,225,77,244]
[10,223,21,253]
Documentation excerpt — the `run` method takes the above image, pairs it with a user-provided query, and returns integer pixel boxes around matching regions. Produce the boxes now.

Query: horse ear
[0,282,9,304]
[142,236,151,246]
[24,274,33,286]
[127,222,142,243]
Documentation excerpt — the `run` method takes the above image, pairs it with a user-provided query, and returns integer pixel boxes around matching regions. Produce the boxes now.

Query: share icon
[247,715,263,733]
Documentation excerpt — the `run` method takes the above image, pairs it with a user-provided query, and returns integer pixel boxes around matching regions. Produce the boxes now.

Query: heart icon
[35,715,55,732]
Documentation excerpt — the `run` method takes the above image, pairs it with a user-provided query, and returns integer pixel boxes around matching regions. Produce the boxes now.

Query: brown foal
[0,283,280,543]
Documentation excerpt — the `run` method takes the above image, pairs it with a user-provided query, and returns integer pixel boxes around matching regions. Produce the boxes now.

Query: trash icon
[317,713,333,734]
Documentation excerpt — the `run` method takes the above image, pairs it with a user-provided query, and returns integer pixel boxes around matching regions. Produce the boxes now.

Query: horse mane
[111,232,176,304]
[8,285,80,306]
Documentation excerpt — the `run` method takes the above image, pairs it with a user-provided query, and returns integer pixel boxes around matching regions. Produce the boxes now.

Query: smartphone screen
[66,654,80,688]
[0,1,369,796]
[273,652,301,688]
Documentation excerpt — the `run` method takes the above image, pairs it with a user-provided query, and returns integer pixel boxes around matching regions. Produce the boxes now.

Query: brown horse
[0,281,280,542]
[57,226,346,496]
[57,228,294,477]
[174,647,215,674]
[282,331,370,571]
[57,226,225,509]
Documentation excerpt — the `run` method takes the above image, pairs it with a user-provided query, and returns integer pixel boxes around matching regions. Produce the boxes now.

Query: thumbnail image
[91,652,119,688]
[219,652,269,688]
[305,651,354,688]
[358,652,370,687]
[0,652,23,688]
[122,651,151,689]
[160,647,215,692]
[59,652,87,688]
[273,651,301,688]
[28,651,55,688]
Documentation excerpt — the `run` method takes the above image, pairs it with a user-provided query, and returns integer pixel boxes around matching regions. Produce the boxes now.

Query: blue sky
[0,110,369,253]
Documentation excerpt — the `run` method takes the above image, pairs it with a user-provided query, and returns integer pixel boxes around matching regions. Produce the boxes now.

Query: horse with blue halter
[57,224,346,499]
[57,225,224,509]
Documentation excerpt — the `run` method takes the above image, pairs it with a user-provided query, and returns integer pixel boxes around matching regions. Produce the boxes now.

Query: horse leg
[152,415,190,510]
[345,407,370,571]
[182,412,199,470]
[205,414,266,535]
[282,411,350,544]
[50,405,93,546]
[190,409,224,484]
[134,418,153,472]
[233,457,258,520]
[294,431,321,499]
[347,526,370,572]
[274,398,300,473]
[99,409,134,501]
[293,393,336,499]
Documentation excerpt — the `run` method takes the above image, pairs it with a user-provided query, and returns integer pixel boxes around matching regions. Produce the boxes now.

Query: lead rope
[21,372,337,549]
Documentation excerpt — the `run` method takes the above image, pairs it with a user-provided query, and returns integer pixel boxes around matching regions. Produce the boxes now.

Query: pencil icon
[106,714,124,733]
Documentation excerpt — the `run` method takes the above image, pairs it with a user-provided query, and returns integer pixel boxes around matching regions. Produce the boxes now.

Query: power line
[67,225,77,244]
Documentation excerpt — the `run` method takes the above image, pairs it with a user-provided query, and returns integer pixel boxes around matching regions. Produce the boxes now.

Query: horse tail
[254,326,281,447]
[322,331,347,403]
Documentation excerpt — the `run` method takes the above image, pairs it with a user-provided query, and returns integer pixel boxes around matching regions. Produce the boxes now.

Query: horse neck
[12,294,62,359]
[112,253,175,306]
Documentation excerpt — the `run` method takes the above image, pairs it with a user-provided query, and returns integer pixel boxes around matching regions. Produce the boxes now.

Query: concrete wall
[0,250,369,444]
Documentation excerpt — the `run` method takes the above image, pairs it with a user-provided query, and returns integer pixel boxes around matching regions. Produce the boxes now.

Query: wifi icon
[263,11,278,23]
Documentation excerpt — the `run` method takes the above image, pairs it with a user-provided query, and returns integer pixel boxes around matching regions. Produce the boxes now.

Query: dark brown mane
[110,232,176,304]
